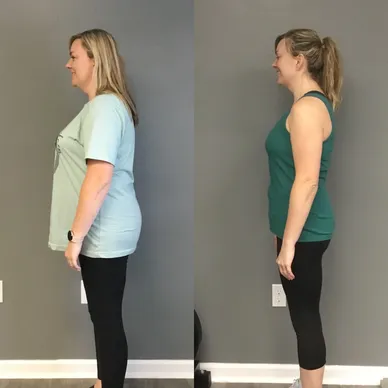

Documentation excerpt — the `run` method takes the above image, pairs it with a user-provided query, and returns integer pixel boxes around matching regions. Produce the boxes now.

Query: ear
[295,54,305,71]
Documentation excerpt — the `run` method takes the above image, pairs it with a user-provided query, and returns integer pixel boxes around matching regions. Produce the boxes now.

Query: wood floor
[211,385,379,388]
[0,381,380,388]
[0,379,193,388]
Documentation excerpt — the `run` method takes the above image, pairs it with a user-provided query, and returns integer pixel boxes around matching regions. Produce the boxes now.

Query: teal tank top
[265,91,335,242]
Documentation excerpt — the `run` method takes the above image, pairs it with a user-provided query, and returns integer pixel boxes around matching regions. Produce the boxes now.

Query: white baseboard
[0,360,193,379]
[200,363,388,385]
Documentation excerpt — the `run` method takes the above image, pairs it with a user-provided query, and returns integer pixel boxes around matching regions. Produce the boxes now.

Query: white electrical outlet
[272,284,286,307]
[81,281,87,304]
[0,281,2,303]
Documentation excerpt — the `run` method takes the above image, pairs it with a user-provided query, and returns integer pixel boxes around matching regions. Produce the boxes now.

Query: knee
[291,309,322,335]
[91,308,124,329]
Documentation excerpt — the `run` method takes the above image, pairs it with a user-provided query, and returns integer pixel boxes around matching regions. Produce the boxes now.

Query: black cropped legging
[277,237,330,370]
[80,254,129,388]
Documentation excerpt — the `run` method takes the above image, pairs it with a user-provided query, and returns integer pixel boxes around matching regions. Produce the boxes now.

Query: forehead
[276,38,288,54]
[70,39,84,54]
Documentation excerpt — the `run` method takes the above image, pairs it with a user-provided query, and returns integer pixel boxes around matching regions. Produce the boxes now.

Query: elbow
[91,173,112,189]
[295,174,318,187]
[100,174,112,188]
[307,178,319,191]
[84,172,112,197]
[294,176,319,196]
[99,177,112,194]
[305,179,319,201]
[94,179,111,201]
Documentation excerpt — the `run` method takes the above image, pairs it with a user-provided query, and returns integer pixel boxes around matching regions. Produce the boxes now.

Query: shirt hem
[48,243,66,252]
[81,248,135,258]
[48,242,136,258]
[269,227,333,243]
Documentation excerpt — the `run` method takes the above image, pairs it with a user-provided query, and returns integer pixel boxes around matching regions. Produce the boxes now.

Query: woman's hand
[276,243,295,280]
[65,241,82,271]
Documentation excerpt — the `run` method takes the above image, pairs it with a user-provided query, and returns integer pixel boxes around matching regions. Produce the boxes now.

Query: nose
[65,59,72,69]
[272,60,277,68]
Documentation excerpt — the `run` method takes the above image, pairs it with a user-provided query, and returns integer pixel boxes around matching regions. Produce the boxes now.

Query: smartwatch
[67,230,83,243]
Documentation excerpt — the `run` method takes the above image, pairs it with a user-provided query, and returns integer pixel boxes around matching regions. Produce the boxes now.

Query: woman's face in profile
[272,39,298,86]
[65,39,94,90]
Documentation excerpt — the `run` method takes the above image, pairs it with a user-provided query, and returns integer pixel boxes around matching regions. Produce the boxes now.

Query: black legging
[277,237,330,370]
[80,254,129,388]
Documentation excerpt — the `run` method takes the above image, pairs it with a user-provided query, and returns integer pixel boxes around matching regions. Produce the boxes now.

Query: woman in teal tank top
[265,29,343,388]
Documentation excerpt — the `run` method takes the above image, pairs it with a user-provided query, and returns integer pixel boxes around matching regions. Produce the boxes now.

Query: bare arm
[71,160,113,240]
[281,97,327,249]
[274,235,277,252]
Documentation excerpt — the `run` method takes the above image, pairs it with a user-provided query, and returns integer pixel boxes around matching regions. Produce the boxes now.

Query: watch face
[67,230,72,241]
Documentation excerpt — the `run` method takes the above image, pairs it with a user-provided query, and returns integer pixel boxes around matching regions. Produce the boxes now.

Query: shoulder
[88,93,123,113]
[81,94,135,138]
[288,96,328,132]
[85,93,131,124]
[291,96,327,119]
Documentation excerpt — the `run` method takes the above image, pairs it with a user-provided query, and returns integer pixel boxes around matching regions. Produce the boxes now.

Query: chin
[276,75,288,87]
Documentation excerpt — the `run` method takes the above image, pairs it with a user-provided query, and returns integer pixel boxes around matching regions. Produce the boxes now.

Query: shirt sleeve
[81,95,123,165]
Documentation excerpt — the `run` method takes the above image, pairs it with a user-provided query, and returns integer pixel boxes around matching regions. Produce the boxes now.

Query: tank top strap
[300,90,334,119]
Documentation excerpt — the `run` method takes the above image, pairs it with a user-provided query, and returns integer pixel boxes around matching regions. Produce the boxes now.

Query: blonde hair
[70,28,139,126]
[275,28,343,110]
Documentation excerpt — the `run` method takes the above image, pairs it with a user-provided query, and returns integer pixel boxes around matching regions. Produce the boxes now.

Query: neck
[87,91,96,100]
[289,76,322,103]
[86,87,97,101]
[82,80,97,101]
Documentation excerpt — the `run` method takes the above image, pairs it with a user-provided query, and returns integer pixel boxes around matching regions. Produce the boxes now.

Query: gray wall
[195,0,388,365]
[0,0,193,359]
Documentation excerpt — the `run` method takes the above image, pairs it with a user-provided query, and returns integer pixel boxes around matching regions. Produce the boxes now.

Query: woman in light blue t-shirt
[48,29,142,388]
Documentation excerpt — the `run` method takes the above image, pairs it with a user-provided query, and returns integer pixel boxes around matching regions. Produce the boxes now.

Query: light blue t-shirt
[48,93,142,258]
